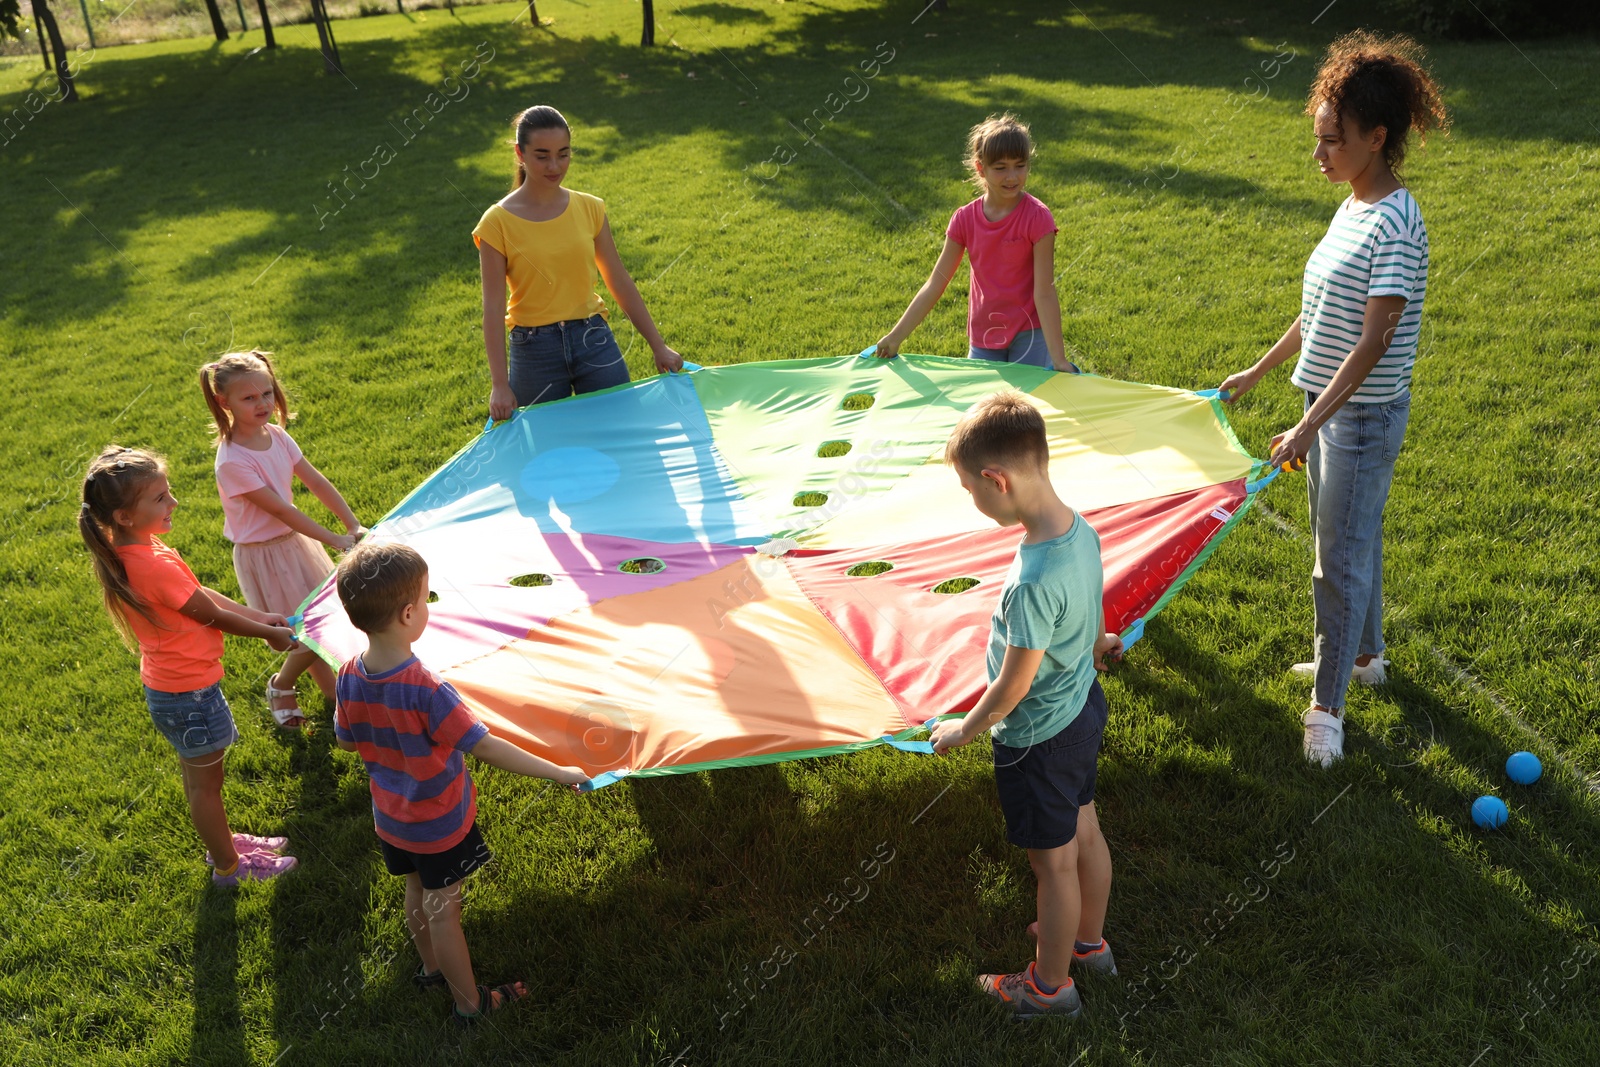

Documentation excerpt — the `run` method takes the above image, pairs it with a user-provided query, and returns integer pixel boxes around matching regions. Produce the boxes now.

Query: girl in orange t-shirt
[199,350,365,729]
[79,446,300,886]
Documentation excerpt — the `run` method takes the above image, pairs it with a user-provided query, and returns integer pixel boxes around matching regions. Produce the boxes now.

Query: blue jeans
[144,682,238,759]
[1306,391,1410,710]
[508,315,630,406]
[968,328,1076,371]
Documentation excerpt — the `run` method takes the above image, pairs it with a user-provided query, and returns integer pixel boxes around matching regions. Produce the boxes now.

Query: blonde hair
[78,445,168,649]
[337,541,429,634]
[945,391,1049,474]
[198,350,292,443]
[966,112,1035,188]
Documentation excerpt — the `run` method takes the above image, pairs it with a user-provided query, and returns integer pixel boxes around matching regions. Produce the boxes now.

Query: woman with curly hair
[1218,31,1449,767]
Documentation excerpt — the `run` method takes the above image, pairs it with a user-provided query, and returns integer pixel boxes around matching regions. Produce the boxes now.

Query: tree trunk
[33,0,77,102]
[309,0,341,74]
[394,0,403,12]
[202,0,229,40]
[33,10,50,71]
[640,0,654,46]
[253,0,275,47]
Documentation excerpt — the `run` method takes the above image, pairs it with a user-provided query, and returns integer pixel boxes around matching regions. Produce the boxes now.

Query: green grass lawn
[3,1,1599,1063]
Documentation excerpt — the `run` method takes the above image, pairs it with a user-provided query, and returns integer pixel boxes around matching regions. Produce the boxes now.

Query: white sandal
[267,674,306,729]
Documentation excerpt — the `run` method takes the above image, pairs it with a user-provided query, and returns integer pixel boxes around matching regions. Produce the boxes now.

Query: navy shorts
[144,682,238,760]
[380,821,491,890]
[992,680,1108,850]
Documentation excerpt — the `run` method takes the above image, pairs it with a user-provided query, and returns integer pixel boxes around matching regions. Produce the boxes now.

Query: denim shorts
[968,328,1077,371]
[144,682,238,759]
[508,314,630,406]
[991,679,1108,850]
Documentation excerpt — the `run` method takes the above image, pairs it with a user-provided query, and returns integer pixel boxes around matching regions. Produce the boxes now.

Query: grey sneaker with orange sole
[1026,924,1118,977]
[977,962,1082,1019]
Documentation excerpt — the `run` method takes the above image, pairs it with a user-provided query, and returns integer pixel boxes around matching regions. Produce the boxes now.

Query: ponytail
[198,350,294,444]
[510,105,570,190]
[79,446,166,649]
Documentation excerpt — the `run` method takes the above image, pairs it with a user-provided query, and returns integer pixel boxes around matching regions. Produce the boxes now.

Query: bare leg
[1073,803,1112,945]
[404,873,438,975]
[179,752,238,869]
[273,646,334,700]
[422,883,484,1014]
[1029,839,1080,990]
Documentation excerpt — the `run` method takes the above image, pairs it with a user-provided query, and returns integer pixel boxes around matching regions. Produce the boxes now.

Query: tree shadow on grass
[190,888,248,1066]
[1098,615,1600,1061]
[13,0,1553,346]
[266,729,382,1059]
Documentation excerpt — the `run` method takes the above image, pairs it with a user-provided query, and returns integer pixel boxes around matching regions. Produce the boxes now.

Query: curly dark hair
[1306,30,1449,176]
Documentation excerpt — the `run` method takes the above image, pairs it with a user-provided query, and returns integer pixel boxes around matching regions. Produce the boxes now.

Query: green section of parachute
[690,355,1050,540]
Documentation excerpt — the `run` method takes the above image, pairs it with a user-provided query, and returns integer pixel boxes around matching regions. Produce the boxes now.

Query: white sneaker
[1290,658,1389,686]
[1302,709,1345,768]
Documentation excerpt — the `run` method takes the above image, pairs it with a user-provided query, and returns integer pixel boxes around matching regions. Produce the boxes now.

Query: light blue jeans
[968,328,1077,371]
[1306,390,1411,710]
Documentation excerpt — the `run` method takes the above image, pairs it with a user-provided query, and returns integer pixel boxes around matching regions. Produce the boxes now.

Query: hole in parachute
[846,561,894,577]
[619,557,666,575]
[841,393,875,411]
[932,577,981,595]
[817,440,853,458]
[509,574,553,588]
[793,491,829,508]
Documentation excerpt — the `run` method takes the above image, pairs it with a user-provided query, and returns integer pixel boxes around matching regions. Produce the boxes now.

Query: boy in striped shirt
[334,541,587,1024]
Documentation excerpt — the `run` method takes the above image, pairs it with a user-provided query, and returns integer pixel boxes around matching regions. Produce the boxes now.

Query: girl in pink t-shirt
[200,351,365,729]
[876,113,1076,372]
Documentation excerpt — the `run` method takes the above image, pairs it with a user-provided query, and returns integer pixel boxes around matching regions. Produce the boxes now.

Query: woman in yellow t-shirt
[474,105,684,419]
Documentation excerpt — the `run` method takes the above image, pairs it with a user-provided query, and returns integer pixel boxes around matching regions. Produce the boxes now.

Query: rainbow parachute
[297,355,1271,787]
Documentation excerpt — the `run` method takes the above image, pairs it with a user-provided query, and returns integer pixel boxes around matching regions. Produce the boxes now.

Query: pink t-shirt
[215,423,303,544]
[946,192,1059,349]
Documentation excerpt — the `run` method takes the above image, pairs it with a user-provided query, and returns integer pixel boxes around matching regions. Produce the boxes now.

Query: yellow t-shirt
[472,190,608,329]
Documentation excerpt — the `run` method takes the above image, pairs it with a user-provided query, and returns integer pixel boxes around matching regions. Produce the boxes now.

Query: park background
[2,0,1598,1063]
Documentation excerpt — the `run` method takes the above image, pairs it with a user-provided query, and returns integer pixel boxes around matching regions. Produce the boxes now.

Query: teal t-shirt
[985,512,1104,748]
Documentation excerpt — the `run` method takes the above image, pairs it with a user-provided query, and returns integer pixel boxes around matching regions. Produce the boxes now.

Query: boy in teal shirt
[931,390,1121,1019]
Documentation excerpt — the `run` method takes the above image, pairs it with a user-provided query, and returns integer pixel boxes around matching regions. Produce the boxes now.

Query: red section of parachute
[785,479,1248,728]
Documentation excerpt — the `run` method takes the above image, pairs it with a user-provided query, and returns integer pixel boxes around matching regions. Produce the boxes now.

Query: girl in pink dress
[199,351,364,728]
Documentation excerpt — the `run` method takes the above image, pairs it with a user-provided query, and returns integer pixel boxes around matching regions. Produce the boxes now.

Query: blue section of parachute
[389,374,769,545]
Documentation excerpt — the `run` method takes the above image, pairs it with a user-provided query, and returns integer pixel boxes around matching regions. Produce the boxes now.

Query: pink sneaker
[212,851,298,886]
[205,832,289,866]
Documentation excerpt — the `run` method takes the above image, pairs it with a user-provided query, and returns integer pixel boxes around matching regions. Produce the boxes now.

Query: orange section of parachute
[441,554,904,777]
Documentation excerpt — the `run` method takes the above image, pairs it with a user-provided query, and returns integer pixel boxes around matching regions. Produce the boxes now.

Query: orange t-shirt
[115,539,225,693]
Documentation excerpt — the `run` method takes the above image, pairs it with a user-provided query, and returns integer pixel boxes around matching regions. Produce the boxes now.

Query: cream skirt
[233,531,336,616]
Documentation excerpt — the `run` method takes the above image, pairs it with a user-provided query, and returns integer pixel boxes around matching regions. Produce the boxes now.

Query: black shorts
[992,679,1108,850]
[379,821,491,890]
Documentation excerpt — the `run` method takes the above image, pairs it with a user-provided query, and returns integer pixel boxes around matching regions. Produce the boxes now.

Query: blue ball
[1506,751,1542,785]
[1471,795,1509,830]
